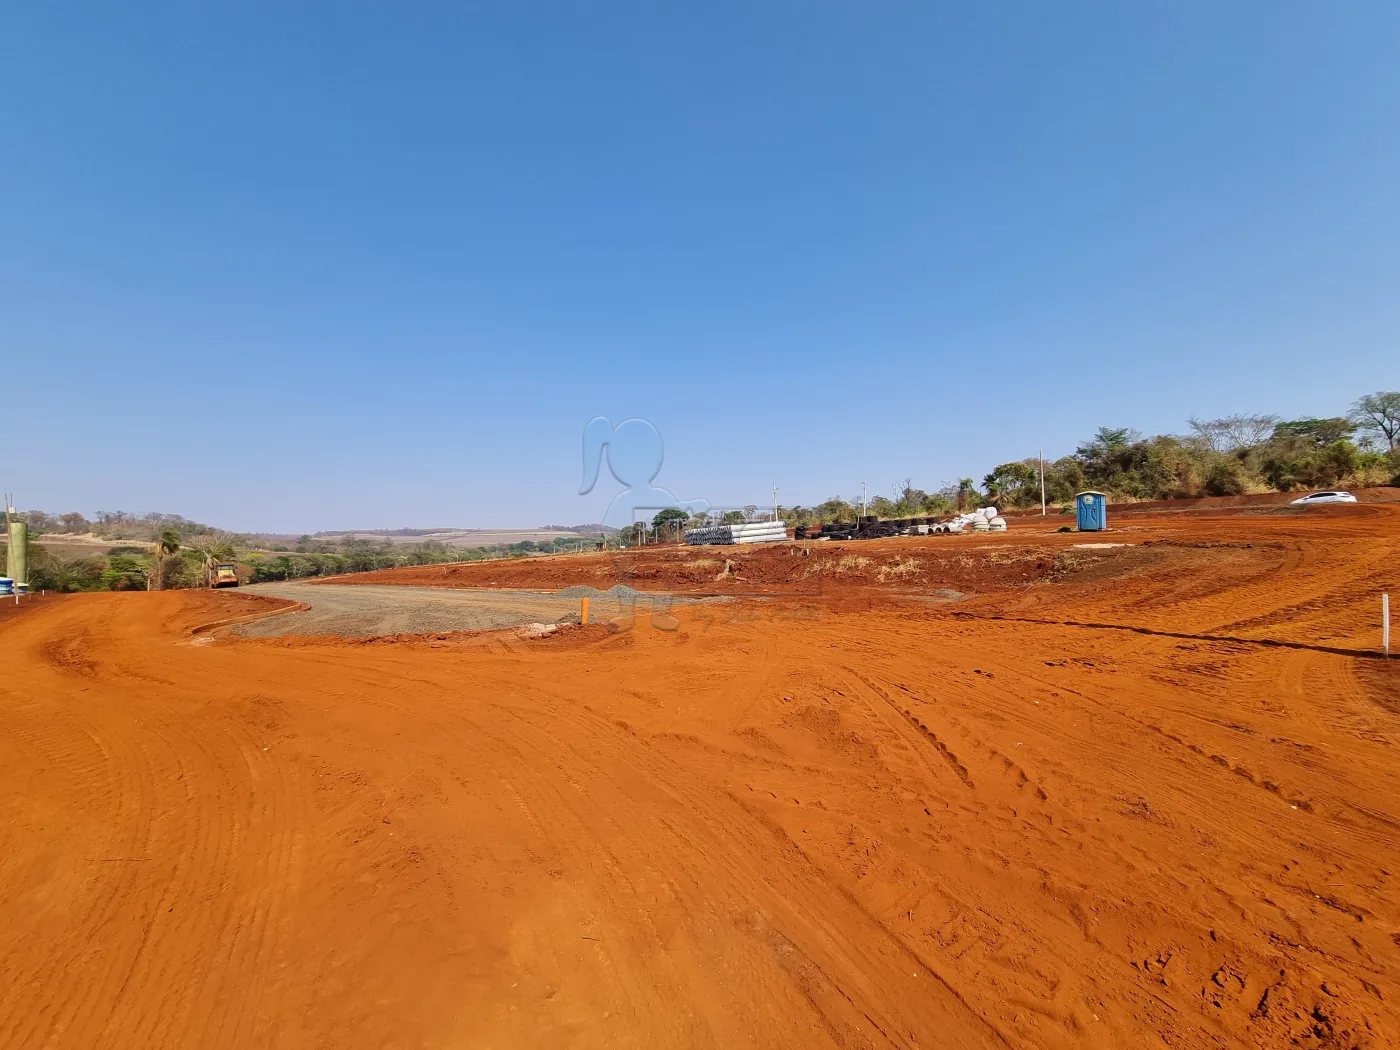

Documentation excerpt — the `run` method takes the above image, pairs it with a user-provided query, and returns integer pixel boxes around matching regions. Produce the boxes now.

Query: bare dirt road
[1,505,1398,1049]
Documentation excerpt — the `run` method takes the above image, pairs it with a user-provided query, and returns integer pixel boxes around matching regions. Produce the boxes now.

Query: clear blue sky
[4,2,1397,532]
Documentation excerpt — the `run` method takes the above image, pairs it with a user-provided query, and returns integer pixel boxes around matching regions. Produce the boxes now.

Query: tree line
[632,391,1400,534]
[20,527,238,593]
[980,392,1399,510]
[11,522,602,592]
[15,509,229,542]
[243,534,599,582]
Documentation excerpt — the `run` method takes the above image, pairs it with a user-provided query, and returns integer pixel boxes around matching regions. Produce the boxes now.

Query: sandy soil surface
[234,582,716,638]
[1,505,1398,1048]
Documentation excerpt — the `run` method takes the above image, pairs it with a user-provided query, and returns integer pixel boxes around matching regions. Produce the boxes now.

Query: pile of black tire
[794,523,854,540]
[795,516,940,541]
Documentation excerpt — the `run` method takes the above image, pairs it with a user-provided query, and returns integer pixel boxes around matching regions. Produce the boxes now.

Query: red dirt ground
[323,498,1385,600]
[2,505,1398,1048]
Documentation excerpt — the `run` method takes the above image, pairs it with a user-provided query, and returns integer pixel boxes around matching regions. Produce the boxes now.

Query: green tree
[921,492,956,516]
[891,478,928,516]
[1073,428,1141,490]
[1202,459,1247,496]
[651,508,688,528]
[103,554,152,590]
[158,527,181,555]
[1044,457,1085,503]
[982,462,1038,508]
[650,507,688,544]
[27,547,105,592]
[869,496,899,519]
[149,527,183,590]
[1260,437,1358,491]
[814,497,854,524]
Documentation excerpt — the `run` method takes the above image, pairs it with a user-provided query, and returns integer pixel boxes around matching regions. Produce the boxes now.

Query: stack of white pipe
[733,521,787,544]
[685,521,788,545]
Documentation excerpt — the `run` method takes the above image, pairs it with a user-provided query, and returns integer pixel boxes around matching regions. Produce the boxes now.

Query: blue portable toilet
[1075,491,1107,531]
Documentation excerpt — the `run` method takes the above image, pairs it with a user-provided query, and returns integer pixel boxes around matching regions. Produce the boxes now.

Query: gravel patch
[236,582,723,638]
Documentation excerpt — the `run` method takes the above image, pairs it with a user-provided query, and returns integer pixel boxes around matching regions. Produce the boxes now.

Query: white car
[1290,491,1358,505]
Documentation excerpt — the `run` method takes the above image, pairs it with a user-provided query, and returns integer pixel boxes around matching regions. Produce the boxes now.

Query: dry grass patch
[876,557,924,582]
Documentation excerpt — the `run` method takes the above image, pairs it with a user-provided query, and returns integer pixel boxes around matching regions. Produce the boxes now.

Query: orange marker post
[581,597,590,625]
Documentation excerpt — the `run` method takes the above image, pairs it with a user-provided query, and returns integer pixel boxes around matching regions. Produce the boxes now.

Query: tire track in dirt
[457,673,1009,1048]
[6,600,308,1048]
[220,629,1004,1048]
[2,506,1398,1050]
[839,665,976,791]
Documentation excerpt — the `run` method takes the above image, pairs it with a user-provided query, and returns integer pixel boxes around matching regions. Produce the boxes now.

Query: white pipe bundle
[731,522,786,537]
[685,521,787,545]
[735,523,787,544]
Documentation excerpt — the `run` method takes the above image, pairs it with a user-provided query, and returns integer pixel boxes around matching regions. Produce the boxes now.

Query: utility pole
[1040,448,1047,516]
[773,482,779,522]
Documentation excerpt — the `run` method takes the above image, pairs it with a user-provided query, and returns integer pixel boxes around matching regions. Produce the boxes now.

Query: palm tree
[149,527,182,591]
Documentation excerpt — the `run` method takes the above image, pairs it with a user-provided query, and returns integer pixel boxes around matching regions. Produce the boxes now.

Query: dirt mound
[332,536,1114,598]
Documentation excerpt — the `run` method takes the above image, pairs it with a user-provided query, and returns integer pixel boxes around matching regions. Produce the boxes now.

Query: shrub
[1203,460,1247,497]
[27,547,105,592]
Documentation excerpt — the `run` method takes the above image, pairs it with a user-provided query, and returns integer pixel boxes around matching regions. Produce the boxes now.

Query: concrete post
[6,521,27,587]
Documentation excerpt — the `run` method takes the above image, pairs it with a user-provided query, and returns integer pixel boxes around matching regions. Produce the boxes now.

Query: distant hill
[539,523,618,535]
[310,527,462,538]
[10,507,620,554]
[300,524,616,540]
[287,527,599,549]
